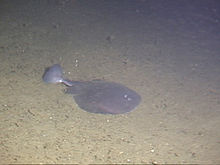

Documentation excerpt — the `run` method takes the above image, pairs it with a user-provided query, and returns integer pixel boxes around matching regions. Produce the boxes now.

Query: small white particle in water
[165,143,169,146]
[150,149,155,153]
[49,116,53,119]
[75,59,79,67]
[152,161,158,164]
[124,94,128,98]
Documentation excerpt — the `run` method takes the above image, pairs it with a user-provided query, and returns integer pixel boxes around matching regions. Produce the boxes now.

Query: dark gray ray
[43,64,141,114]
[66,80,141,114]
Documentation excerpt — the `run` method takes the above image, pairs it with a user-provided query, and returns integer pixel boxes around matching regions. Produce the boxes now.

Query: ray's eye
[123,94,132,101]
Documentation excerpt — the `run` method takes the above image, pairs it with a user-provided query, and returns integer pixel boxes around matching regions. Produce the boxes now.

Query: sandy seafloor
[0,0,220,164]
